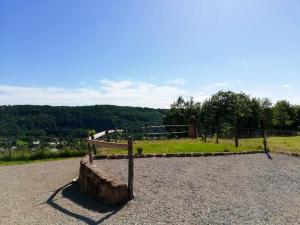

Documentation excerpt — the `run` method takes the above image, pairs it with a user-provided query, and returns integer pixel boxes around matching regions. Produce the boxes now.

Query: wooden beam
[88,139,128,150]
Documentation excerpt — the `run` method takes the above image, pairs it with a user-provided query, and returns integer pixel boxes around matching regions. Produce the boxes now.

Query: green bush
[137,147,143,155]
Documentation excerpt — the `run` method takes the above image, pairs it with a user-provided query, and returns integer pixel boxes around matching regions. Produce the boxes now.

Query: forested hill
[0,105,167,138]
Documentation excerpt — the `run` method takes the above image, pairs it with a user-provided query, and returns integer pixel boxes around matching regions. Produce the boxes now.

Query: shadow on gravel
[265,152,273,160]
[47,182,124,224]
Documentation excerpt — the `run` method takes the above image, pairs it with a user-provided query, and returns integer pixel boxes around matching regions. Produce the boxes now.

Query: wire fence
[98,125,300,142]
[1,125,299,161]
[100,125,190,141]
[0,137,87,161]
[198,127,300,139]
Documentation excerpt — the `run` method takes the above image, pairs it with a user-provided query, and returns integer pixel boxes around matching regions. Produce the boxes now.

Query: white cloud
[0,80,188,108]
[282,84,291,88]
[167,78,186,86]
[1,79,299,108]
[204,82,228,91]
[215,82,228,87]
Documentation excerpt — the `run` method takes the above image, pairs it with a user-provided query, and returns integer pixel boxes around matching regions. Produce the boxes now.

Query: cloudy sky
[1,0,300,108]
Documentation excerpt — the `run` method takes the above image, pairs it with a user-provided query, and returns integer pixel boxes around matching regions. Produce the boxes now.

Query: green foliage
[272,100,294,129]
[163,96,201,125]
[1,93,299,145]
[137,147,143,155]
[165,92,300,136]
[88,129,96,138]
[0,105,166,138]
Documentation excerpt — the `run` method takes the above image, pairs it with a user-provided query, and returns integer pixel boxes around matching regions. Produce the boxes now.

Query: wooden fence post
[87,140,93,164]
[124,128,127,141]
[91,135,97,155]
[41,139,44,156]
[105,130,109,142]
[114,128,117,143]
[128,136,134,200]
[188,123,194,138]
[263,127,268,153]
[8,139,12,161]
[145,126,148,140]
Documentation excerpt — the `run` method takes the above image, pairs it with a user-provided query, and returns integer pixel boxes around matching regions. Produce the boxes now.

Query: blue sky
[0,0,300,108]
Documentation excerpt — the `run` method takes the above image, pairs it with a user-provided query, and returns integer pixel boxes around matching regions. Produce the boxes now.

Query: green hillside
[0,105,167,138]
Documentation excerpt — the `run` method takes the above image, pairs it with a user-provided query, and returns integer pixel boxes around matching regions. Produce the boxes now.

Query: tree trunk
[234,120,239,148]
[216,119,220,144]
[260,120,264,137]
[41,140,44,157]
[8,140,12,161]
[262,120,268,152]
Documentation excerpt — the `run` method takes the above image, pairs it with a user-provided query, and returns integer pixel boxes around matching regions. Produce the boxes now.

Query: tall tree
[272,100,294,129]
[199,99,215,142]
[163,96,201,125]
[230,93,252,147]
[209,91,235,143]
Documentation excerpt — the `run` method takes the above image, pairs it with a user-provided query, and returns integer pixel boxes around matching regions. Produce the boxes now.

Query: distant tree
[0,105,166,138]
[163,96,201,138]
[199,99,215,142]
[272,100,294,129]
[230,93,252,147]
[293,105,300,130]
[258,98,273,132]
[209,91,236,143]
[163,96,201,125]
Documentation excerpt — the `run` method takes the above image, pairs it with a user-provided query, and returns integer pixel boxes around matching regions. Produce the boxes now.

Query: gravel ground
[0,154,299,225]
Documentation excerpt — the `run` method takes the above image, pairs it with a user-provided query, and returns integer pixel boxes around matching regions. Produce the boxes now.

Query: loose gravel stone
[0,154,299,225]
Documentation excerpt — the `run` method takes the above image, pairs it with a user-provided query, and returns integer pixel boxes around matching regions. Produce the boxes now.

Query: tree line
[0,105,166,139]
[1,92,299,144]
[163,91,300,147]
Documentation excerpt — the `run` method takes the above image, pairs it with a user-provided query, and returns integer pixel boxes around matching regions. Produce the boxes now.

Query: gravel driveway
[0,154,299,225]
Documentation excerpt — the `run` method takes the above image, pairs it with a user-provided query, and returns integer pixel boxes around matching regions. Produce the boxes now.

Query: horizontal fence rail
[87,139,128,150]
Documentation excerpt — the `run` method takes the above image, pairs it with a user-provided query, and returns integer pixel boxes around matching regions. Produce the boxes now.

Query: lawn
[0,149,86,165]
[97,136,300,155]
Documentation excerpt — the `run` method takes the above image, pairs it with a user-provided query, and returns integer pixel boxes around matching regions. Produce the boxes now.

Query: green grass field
[97,136,300,155]
[1,136,299,165]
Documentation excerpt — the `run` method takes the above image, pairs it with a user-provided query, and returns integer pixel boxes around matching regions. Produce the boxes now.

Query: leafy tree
[230,93,252,147]
[272,100,294,129]
[209,91,236,143]
[293,105,300,129]
[163,96,201,137]
[258,98,273,131]
[199,99,215,142]
[163,96,201,125]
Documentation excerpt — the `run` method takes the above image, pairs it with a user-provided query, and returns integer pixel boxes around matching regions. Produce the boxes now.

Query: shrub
[137,147,143,155]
